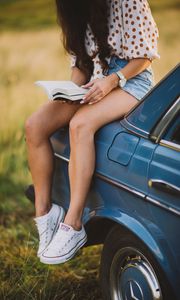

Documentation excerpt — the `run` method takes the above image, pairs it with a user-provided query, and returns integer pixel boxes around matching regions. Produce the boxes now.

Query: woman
[25,0,159,264]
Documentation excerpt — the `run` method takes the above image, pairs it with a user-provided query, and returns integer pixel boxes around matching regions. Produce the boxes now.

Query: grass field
[0,0,179,299]
[0,29,103,299]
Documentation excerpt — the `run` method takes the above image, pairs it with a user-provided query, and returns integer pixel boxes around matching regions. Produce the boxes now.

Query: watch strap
[115,70,127,88]
[116,70,126,81]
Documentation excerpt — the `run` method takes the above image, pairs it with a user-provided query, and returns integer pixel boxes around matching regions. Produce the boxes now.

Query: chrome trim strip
[120,121,149,139]
[54,152,145,199]
[54,152,180,216]
[146,196,180,217]
[149,179,180,193]
[54,152,69,162]
[122,118,149,135]
[160,139,180,152]
[95,172,145,199]
[151,96,180,143]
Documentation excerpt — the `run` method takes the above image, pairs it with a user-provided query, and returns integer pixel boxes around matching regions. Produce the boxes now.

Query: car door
[147,114,180,213]
[147,112,180,279]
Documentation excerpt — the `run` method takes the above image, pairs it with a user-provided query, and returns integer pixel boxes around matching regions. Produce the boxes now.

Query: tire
[99,225,175,300]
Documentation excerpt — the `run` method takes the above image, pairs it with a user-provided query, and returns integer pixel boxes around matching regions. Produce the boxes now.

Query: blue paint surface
[51,64,180,298]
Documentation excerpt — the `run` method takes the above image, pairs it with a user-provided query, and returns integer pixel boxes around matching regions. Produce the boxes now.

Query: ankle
[35,203,51,217]
[63,217,82,231]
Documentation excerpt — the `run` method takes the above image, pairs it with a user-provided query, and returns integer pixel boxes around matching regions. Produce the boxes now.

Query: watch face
[119,78,126,88]
[116,71,127,88]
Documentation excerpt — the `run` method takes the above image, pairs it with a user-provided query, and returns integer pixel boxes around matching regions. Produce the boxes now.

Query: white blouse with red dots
[70,0,160,80]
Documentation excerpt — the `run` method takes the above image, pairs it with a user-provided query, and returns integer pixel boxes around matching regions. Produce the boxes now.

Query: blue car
[26,64,180,300]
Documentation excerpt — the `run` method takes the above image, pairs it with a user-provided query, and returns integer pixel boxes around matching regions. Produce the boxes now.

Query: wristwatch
[115,71,127,88]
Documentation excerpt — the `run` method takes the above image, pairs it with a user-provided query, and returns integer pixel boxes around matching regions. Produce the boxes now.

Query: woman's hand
[80,73,119,105]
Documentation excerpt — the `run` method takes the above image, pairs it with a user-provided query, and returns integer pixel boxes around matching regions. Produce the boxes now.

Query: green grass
[0,0,57,31]
[0,131,102,299]
[0,213,102,299]
[0,197,102,299]
[0,92,102,299]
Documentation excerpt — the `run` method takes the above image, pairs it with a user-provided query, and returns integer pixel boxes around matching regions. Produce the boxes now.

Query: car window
[163,114,180,145]
[126,65,180,134]
[171,124,180,145]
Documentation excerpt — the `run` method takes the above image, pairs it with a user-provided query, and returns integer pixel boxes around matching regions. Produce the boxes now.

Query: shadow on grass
[0,274,102,300]
[0,234,103,300]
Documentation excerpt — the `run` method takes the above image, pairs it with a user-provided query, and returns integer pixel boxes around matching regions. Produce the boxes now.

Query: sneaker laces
[35,219,50,245]
[50,223,76,251]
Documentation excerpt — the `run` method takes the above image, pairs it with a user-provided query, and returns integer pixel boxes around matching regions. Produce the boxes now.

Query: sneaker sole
[40,234,87,264]
[37,207,65,257]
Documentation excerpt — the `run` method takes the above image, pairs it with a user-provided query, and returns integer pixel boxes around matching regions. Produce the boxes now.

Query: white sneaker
[34,203,65,257]
[40,222,87,264]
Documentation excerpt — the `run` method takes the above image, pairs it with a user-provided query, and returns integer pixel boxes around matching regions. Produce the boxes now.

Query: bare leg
[25,101,81,217]
[64,89,138,230]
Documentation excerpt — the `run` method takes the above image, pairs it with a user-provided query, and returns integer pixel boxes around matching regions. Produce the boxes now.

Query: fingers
[81,92,102,105]
[80,79,109,105]
[87,94,102,104]
[82,87,99,102]
[84,88,104,103]
[83,82,103,100]
[81,80,96,89]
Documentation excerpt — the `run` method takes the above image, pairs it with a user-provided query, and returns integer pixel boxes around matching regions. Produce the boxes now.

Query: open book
[35,80,89,101]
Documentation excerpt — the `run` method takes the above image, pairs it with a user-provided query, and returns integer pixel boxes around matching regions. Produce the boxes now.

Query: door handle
[148,179,180,196]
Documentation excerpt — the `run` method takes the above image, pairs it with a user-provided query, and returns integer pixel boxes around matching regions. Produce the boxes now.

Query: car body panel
[148,145,180,210]
[51,146,180,297]
[107,132,140,165]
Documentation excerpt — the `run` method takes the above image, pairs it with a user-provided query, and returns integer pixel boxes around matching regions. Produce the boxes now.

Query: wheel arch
[84,208,179,297]
[85,209,166,262]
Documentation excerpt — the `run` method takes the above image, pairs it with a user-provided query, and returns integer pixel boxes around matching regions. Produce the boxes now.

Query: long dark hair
[55,0,111,80]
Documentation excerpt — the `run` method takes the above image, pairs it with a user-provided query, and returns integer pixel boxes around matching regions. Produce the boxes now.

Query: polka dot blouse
[70,0,160,79]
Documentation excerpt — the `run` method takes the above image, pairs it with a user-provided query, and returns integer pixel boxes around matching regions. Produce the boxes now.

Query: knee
[25,114,42,146]
[69,116,94,141]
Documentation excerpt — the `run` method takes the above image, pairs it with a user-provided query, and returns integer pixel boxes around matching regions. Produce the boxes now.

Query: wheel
[99,225,175,300]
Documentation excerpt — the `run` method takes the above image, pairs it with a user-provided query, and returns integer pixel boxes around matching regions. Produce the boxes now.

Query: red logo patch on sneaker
[60,224,70,232]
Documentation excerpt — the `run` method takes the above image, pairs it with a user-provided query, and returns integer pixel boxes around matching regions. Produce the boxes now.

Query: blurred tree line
[0,0,179,31]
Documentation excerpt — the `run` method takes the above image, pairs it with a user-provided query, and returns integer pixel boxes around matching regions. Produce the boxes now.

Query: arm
[108,58,151,88]
[82,58,151,104]
[71,66,87,86]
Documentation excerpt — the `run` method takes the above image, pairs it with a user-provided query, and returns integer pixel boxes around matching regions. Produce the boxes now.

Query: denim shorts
[107,56,155,101]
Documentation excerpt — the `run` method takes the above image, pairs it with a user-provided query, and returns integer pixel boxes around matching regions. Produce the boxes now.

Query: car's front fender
[84,207,179,294]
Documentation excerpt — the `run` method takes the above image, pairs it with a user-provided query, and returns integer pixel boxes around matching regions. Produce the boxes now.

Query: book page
[35,81,88,97]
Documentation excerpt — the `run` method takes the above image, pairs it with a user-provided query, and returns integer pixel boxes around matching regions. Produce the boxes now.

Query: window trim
[159,139,180,152]
[120,118,149,139]
[121,64,180,140]
[150,96,180,144]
